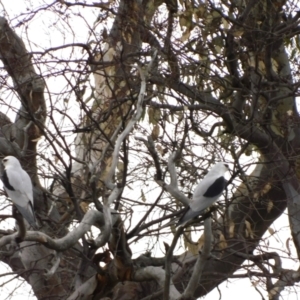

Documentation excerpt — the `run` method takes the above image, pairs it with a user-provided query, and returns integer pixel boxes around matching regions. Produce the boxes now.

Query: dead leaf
[218,233,227,250]
[140,189,146,202]
[252,280,260,287]
[151,124,160,141]
[232,29,244,37]
[228,219,235,238]
[261,182,272,195]
[163,242,170,253]
[148,107,161,124]
[183,229,199,255]
[80,201,89,213]
[197,233,205,252]
[286,237,291,256]
[245,220,254,239]
[253,192,259,201]
[267,200,274,213]
[156,144,164,156]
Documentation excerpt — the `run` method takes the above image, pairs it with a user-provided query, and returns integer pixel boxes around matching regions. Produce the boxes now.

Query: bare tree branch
[0,210,119,251]
[182,217,212,299]
[133,266,181,300]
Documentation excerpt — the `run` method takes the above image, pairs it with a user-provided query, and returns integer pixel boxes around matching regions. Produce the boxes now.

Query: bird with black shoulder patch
[177,162,229,227]
[1,156,38,230]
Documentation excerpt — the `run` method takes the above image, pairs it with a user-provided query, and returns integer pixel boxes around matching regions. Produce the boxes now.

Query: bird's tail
[176,207,206,227]
[15,203,39,230]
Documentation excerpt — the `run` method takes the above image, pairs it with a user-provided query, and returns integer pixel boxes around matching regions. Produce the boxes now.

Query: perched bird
[177,162,229,227]
[1,156,38,229]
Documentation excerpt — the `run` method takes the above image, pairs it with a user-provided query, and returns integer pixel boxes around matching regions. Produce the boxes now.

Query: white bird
[177,162,229,227]
[1,156,38,229]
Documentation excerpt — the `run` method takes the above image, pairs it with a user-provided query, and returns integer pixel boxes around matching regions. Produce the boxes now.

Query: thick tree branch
[0,210,119,251]
[164,227,183,300]
[133,266,181,300]
[182,217,212,299]
[155,150,190,207]
[105,50,158,189]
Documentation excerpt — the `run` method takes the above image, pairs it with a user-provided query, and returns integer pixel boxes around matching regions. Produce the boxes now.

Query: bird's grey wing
[2,168,34,208]
[3,169,37,229]
[5,189,38,229]
[19,169,34,203]
[8,168,35,211]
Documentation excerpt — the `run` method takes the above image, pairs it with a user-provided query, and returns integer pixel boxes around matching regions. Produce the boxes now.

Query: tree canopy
[0,0,300,299]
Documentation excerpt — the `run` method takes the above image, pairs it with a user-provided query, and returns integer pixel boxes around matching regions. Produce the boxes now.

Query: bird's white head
[208,162,229,176]
[2,156,22,169]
